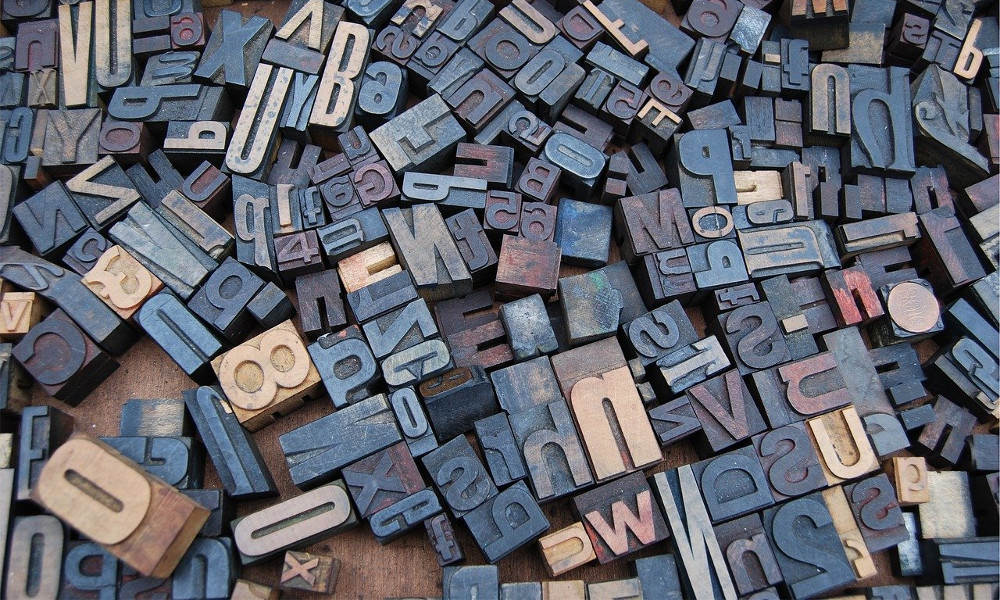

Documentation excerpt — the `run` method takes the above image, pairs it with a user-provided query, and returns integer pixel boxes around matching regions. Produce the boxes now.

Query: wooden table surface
[21,0,936,597]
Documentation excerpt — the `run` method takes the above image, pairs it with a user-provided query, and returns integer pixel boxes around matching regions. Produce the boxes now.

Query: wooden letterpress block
[714,302,791,375]
[554,198,611,267]
[912,207,988,293]
[454,142,513,188]
[384,204,471,301]
[5,515,65,599]
[495,235,560,300]
[693,446,774,523]
[369,484,444,545]
[337,241,403,293]
[101,435,204,489]
[714,513,783,596]
[474,412,526,487]
[295,269,347,340]
[172,537,237,599]
[498,294,557,362]
[843,473,909,552]
[13,309,118,406]
[224,64,292,181]
[426,513,464,566]
[422,433,497,518]
[750,352,852,428]
[518,201,556,243]
[420,365,498,440]
[308,325,378,410]
[0,291,45,340]
[914,395,978,467]
[280,394,402,488]
[763,490,854,599]
[464,480,549,563]
[919,470,976,540]
[212,320,321,431]
[684,368,766,454]
[538,522,595,577]
[567,366,661,481]
[371,94,465,174]
[231,580,280,600]
[822,485,878,581]
[136,292,223,383]
[443,565,499,600]
[233,481,356,565]
[195,11,273,93]
[446,208,497,283]
[822,326,895,418]
[381,338,453,388]
[280,550,340,594]
[510,400,593,502]
[490,356,562,414]
[847,66,915,176]
[13,181,88,259]
[807,406,879,485]
[388,387,437,459]
[16,405,73,503]
[650,467,737,599]
[32,434,209,577]
[187,258,264,344]
[109,201,214,301]
[61,541,121,600]
[82,245,163,321]
[752,421,826,502]
[572,471,668,564]
[183,386,277,499]
[888,456,930,505]
[344,442,425,518]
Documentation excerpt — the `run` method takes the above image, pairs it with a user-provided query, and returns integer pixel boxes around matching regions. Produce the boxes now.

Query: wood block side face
[212,319,321,431]
[31,434,208,578]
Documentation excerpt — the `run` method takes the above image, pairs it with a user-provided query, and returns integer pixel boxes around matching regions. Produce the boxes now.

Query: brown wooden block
[567,366,661,482]
[5,515,64,600]
[686,368,767,454]
[82,245,163,321]
[233,481,357,565]
[425,513,463,566]
[573,471,669,564]
[538,522,596,577]
[912,207,987,293]
[279,550,341,595]
[888,456,930,505]
[750,351,853,429]
[384,204,472,302]
[211,320,321,431]
[822,485,878,582]
[231,579,280,600]
[32,434,208,578]
[0,291,45,340]
[823,266,884,327]
[337,241,402,293]
[807,406,879,485]
[13,309,119,406]
[344,441,426,518]
[308,21,370,145]
[495,235,560,300]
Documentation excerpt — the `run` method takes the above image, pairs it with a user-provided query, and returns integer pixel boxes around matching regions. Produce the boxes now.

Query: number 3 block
[212,320,322,431]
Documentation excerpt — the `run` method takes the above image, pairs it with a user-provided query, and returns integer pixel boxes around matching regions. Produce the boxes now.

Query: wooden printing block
[279,550,341,595]
[32,434,209,577]
[571,471,668,564]
[211,320,321,431]
[233,480,357,565]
